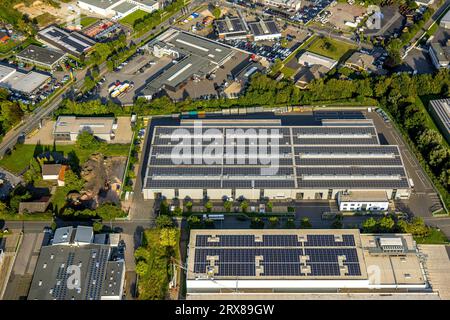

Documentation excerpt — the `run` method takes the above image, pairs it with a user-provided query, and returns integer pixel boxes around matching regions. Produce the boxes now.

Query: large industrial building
[37,26,96,58]
[141,29,236,99]
[28,226,125,300]
[53,116,117,142]
[16,45,67,70]
[428,98,450,143]
[142,118,411,201]
[186,229,430,299]
[0,64,51,96]
[77,0,159,20]
[214,16,282,42]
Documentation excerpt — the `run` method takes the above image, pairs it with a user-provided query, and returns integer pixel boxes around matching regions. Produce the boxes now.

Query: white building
[186,229,429,299]
[77,0,159,20]
[53,116,117,142]
[337,191,389,211]
[441,10,450,29]
[262,0,302,11]
[298,51,338,69]
[248,20,282,41]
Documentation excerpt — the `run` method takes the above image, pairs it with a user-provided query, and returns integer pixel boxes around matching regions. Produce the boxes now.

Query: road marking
[416,170,432,189]
[403,150,417,168]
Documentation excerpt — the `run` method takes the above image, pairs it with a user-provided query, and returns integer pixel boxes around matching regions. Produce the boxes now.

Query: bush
[300,217,312,229]
[250,217,264,229]
[155,215,174,229]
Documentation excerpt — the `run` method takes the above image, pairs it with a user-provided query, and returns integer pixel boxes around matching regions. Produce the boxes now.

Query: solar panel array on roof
[192,233,362,278]
[144,121,410,192]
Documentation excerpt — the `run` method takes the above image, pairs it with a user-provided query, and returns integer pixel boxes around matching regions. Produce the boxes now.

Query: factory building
[53,116,117,142]
[28,226,125,300]
[77,0,159,20]
[142,118,411,201]
[141,29,235,99]
[37,26,96,58]
[186,229,430,299]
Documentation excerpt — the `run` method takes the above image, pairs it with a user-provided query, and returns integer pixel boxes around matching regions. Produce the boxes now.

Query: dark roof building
[214,16,249,40]
[429,98,450,143]
[37,26,96,58]
[28,227,125,300]
[142,118,411,201]
[18,196,51,214]
[142,29,235,99]
[248,20,282,41]
[16,45,66,70]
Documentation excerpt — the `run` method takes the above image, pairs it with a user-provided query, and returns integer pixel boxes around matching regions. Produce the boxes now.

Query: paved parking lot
[25,116,133,145]
[98,54,172,105]
[403,47,435,74]
[3,231,49,300]
[365,110,443,219]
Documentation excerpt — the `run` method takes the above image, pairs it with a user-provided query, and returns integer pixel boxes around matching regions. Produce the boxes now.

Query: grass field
[119,9,149,27]
[36,12,58,27]
[0,143,130,174]
[414,228,449,244]
[308,37,356,61]
[80,16,99,28]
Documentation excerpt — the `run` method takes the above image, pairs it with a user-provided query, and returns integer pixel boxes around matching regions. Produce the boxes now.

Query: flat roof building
[429,98,450,143]
[16,45,66,70]
[298,51,338,70]
[429,42,450,69]
[77,0,159,20]
[261,0,302,11]
[37,26,96,58]
[53,116,117,142]
[345,51,377,72]
[248,20,282,41]
[186,229,429,298]
[0,63,51,96]
[142,29,236,99]
[142,118,411,201]
[214,16,249,40]
[28,226,125,300]
[440,10,450,29]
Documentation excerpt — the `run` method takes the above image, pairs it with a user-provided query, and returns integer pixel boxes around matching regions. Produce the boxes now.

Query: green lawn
[280,66,297,78]
[119,9,149,27]
[308,37,356,61]
[414,228,449,244]
[80,16,99,28]
[0,143,130,174]
[0,212,53,221]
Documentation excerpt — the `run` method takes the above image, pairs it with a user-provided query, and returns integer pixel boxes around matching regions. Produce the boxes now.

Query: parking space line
[416,170,432,189]
[403,149,417,168]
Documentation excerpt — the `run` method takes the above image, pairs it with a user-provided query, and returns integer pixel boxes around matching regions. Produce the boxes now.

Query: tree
[159,228,177,248]
[362,217,378,233]
[187,215,202,228]
[155,215,174,229]
[266,201,273,212]
[378,216,395,233]
[76,131,101,150]
[285,218,296,229]
[63,169,85,193]
[185,201,193,213]
[250,217,264,229]
[173,206,183,216]
[204,200,213,213]
[268,216,279,228]
[223,200,232,212]
[300,217,312,229]
[240,200,249,213]
[23,157,42,184]
[212,7,221,19]
[136,260,148,277]
[93,221,103,233]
